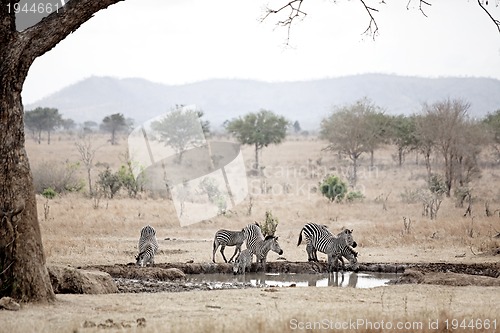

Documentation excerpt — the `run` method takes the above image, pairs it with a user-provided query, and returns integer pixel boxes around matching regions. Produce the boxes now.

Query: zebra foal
[232,249,253,275]
[136,225,159,267]
[212,228,247,263]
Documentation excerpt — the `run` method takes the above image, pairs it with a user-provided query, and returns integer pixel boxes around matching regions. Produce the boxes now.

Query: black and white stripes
[298,223,358,272]
[212,228,248,263]
[136,225,159,267]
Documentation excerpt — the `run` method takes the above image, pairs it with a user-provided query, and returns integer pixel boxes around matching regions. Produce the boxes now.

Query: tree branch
[261,0,307,45]
[359,0,379,39]
[263,0,500,43]
[406,0,432,17]
[477,0,500,34]
[15,0,124,77]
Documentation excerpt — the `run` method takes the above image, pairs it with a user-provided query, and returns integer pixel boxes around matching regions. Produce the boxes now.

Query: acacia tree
[151,106,208,164]
[320,98,384,186]
[225,109,289,171]
[101,113,127,145]
[24,107,62,144]
[418,99,474,197]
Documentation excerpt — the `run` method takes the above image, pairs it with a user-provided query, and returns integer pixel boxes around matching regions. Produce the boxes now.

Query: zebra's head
[338,229,357,248]
[135,250,153,267]
[265,235,284,255]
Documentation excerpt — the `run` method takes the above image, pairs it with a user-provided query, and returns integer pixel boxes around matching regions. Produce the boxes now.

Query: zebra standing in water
[298,223,358,272]
[243,223,283,272]
[212,228,247,263]
[136,225,159,267]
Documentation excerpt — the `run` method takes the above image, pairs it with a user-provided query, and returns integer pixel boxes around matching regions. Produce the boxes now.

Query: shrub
[97,167,122,198]
[319,175,348,203]
[41,187,56,199]
[260,211,279,237]
[32,160,84,194]
[346,190,364,202]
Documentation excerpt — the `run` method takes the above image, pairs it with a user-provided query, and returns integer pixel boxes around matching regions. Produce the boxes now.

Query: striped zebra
[327,241,358,272]
[136,225,159,267]
[244,223,283,271]
[252,235,283,272]
[212,228,247,263]
[298,223,357,262]
[232,248,252,275]
[298,223,357,272]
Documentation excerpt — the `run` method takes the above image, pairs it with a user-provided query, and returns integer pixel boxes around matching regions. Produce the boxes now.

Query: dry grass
[7,133,498,332]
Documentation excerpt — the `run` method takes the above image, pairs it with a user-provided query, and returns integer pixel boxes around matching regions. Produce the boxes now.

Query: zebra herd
[135,223,358,274]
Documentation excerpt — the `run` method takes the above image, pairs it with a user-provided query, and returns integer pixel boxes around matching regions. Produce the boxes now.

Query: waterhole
[185,272,396,289]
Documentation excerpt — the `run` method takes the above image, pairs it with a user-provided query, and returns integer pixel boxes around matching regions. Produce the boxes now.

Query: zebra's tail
[297,228,304,246]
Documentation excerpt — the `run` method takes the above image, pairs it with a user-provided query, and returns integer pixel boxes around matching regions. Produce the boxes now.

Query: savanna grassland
[1,133,499,333]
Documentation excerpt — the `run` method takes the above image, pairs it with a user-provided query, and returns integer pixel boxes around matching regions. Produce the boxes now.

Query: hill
[26,74,500,130]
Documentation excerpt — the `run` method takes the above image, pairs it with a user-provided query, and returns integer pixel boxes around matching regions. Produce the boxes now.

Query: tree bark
[0,0,124,303]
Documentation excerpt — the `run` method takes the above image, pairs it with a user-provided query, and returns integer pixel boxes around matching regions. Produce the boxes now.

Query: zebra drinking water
[232,248,253,275]
[298,223,358,272]
[136,225,159,267]
[212,228,248,263]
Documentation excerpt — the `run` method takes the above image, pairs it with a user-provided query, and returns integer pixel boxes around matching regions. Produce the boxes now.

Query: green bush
[346,190,364,202]
[260,211,279,237]
[319,175,348,203]
[41,187,56,199]
[97,167,122,198]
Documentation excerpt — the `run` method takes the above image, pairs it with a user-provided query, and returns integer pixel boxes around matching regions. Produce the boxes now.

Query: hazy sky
[22,0,500,104]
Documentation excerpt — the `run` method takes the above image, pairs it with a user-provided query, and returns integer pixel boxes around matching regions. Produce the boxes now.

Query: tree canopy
[225,109,289,170]
[151,106,208,163]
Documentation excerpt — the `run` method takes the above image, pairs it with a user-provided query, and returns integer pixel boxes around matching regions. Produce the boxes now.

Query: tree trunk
[254,142,259,170]
[0,71,55,303]
[0,0,124,303]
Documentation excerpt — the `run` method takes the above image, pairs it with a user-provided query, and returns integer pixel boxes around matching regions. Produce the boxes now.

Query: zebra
[298,223,357,262]
[135,225,159,267]
[243,223,265,253]
[232,248,253,275]
[252,235,284,272]
[298,223,357,272]
[327,241,358,272]
[243,223,283,271]
[212,228,247,263]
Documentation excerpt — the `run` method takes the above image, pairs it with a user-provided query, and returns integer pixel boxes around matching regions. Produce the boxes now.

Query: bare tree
[75,137,102,196]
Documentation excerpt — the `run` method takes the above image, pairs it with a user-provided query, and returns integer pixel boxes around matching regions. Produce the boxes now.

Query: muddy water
[185,272,396,289]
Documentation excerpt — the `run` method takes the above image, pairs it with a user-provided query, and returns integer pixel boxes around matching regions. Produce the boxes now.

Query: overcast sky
[22,0,500,104]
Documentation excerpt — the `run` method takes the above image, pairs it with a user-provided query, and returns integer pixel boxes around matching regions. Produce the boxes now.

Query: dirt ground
[1,238,499,333]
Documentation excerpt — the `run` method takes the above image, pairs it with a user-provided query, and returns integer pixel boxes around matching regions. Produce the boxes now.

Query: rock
[48,265,118,294]
[0,297,20,311]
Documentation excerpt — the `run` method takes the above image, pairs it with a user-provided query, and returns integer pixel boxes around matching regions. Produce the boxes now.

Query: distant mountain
[26,74,500,130]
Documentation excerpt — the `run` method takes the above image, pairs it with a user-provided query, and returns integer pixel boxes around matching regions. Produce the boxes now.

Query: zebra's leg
[220,245,228,263]
[306,243,315,262]
[212,239,219,263]
[227,245,240,263]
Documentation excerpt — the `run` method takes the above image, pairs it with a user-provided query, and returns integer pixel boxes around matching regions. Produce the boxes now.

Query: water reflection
[185,272,394,289]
